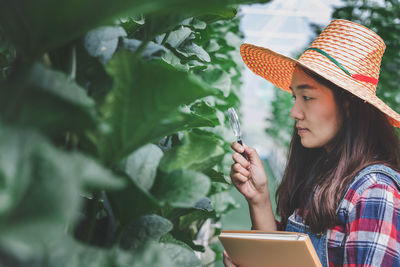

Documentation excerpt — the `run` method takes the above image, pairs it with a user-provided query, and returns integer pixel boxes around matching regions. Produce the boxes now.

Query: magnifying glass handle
[237,140,248,160]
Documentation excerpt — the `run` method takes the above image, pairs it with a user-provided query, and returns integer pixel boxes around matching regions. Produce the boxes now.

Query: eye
[303,96,313,101]
[291,94,296,100]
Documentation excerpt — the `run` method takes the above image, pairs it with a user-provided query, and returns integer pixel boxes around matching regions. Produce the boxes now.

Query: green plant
[0,0,270,266]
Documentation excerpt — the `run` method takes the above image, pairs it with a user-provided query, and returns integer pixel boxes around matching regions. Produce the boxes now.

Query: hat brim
[240,43,400,128]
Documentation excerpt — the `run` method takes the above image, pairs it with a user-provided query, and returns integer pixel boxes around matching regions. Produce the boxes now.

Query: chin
[300,140,324,149]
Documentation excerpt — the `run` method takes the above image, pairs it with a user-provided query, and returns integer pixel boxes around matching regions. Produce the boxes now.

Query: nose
[289,99,304,121]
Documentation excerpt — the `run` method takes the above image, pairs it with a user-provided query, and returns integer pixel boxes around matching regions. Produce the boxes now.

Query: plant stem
[70,45,76,79]
[85,192,100,243]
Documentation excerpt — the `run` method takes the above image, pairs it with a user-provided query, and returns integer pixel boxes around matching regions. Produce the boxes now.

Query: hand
[230,142,269,205]
[223,250,238,267]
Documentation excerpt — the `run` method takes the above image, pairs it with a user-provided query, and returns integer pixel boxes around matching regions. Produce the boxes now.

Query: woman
[224,19,400,266]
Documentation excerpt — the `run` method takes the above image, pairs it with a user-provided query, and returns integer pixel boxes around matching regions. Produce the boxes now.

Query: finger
[223,251,237,267]
[231,141,245,154]
[230,170,248,183]
[232,163,250,177]
[232,152,250,169]
[243,145,262,165]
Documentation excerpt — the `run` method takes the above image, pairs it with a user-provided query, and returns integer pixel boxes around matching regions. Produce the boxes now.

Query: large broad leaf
[0,123,126,260]
[84,26,127,64]
[46,236,175,267]
[178,197,215,230]
[138,14,192,41]
[177,41,211,62]
[0,128,82,260]
[151,170,210,208]
[190,100,220,126]
[120,214,173,250]
[159,129,225,172]
[99,50,213,164]
[107,179,160,226]
[0,63,98,134]
[165,26,192,48]
[199,67,232,97]
[70,152,127,191]
[0,0,269,58]
[181,18,207,30]
[125,144,163,191]
[210,191,238,215]
[161,243,201,267]
[121,38,168,59]
[0,126,42,218]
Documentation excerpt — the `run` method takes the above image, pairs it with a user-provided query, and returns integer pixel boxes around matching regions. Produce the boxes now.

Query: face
[289,67,342,149]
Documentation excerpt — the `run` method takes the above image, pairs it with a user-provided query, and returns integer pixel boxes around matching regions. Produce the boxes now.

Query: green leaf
[71,153,127,191]
[198,7,238,23]
[165,26,192,48]
[210,191,238,214]
[179,209,215,230]
[194,197,213,212]
[199,67,231,97]
[204,169,230,184]
[108,180,160,225]
[177,198,215,230]
[100,50,212,164]
[181,18,207,30]
[151,170,210,208]
[159,233,194,251]
[161,197,213,221]
[121,38,168,59]
[161,243,201,267]
[159,129,225,172]
[46,236,175,267]
[29,63,95,108]
[206,39,220,52]
[0,127,82,259]
[0,0,267,57]
[125,144,163,191]
[161,50,189,71]
[130,242,175,267]
[0,63,98,134]
[0,126,41,217]
[74,44,114,105]
[84,26,127,64]
[177,42,211,62]
[120,214,173,250]
[190,100,220,126]
[139,14,192,41]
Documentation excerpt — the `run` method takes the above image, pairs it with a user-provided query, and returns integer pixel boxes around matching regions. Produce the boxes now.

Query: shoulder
[338,165,400,215]
[347,170,399,200]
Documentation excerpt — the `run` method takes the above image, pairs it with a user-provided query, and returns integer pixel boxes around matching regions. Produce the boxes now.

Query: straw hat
[240,19,400,127]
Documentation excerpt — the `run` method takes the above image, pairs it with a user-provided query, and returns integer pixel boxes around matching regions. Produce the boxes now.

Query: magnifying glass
[228,107,248,160]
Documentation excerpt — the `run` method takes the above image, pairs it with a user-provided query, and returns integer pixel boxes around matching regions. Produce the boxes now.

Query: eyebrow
[289,84,317,91]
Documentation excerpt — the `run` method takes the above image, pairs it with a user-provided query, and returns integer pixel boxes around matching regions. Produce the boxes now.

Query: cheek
[318,105,342,138]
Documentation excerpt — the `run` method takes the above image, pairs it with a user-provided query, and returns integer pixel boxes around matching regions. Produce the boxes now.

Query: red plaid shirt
[327,171,400,266]
[282,171,400,266]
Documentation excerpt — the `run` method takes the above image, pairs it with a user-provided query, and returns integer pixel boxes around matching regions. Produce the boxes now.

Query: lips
[296,126,309,134]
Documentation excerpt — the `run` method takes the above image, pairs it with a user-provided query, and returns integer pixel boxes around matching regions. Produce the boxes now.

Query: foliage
[266,1,400,148]
[265,88,294,147]
[0,0,271,265]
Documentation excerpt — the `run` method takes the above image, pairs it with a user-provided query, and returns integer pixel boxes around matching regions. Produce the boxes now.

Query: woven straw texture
[240,19,400,127]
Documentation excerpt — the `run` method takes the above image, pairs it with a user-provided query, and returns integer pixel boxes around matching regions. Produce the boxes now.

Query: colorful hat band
[305,48,379,86]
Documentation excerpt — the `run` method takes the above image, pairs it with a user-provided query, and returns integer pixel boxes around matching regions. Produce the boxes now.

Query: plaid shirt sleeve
[328,172,400,266]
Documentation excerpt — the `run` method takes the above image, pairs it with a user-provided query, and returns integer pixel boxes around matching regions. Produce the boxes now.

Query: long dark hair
[276,66,400,233]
